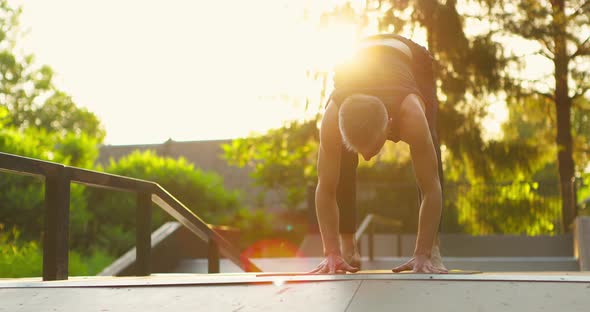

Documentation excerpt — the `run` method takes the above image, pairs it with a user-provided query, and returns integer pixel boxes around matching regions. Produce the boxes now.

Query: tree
[223,1,537,214]
[222,2,584,234]
[0,0,105,141]
[498,0,590,230]
[223,119,319,210]
[0,0,104,247]
[377,0,590,232]
[376,0,534,181]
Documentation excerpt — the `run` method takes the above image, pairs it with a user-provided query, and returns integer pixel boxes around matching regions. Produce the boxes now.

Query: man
[310,34,447,274]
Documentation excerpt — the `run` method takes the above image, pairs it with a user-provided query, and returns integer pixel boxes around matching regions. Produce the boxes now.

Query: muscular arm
[405,96,442,257]
[316,100,343,256]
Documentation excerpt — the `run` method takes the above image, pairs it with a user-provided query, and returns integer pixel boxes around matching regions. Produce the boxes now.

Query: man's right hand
[308,253,360,274]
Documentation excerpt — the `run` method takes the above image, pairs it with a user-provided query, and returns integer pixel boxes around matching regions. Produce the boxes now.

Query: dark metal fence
[354,179,587,235]
[441,181,562,235]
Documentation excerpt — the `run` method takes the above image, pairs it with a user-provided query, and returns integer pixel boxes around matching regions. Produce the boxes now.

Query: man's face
[356,118,391,161]
[357,132,387,161]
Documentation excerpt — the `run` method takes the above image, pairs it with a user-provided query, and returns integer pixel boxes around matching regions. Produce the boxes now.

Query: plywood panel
[348,280,590,312]
[0,280,361,312]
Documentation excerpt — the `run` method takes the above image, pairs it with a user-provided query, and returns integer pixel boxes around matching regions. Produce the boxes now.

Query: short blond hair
[338,94,388,152]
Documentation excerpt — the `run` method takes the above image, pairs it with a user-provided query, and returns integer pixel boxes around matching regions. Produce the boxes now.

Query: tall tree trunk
[552,0,577,231]
[416,0,436,51]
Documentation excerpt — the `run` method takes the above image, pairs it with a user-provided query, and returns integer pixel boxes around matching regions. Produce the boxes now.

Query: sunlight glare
[11,0,492,144]
[311,23,360,72]
[482,95,509,141]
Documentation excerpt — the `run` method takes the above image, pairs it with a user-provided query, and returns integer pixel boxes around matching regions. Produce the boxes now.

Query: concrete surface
[1,272,590,312]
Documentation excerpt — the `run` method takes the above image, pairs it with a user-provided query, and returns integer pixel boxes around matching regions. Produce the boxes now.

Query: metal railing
[0,152,262,281]
[356,179,583,235]
[355,213,403,260]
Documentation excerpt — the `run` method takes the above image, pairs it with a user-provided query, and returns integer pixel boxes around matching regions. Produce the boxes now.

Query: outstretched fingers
[416,263,449,274]
[308,259,329,274]
[332,256,359,273]
[309,255,360,274]
[431,267,448,274]
[391,261,412,273]
[340,260,359,273]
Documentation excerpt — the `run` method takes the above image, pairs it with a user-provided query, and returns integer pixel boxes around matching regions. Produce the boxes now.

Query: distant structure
[98,139,283,210]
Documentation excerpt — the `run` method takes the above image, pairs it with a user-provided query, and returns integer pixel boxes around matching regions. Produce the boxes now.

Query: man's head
[338,94,390,161]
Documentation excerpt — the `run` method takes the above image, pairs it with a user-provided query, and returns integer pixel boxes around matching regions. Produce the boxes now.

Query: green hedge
[0,225,113,278]
[0,126,98,243]
[82,150,242,255]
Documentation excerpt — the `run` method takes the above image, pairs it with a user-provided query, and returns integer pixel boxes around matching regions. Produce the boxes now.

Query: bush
[218,208,275,249]
[578,174,590,216]
[222,119,319,210]
[83,150,242,256]
[0,129,242,260]
[0,125,97,243]
[0,225,113,278]
[450,181,562,235]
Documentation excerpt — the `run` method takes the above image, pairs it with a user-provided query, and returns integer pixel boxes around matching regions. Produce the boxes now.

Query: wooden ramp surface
[1,272,590,312]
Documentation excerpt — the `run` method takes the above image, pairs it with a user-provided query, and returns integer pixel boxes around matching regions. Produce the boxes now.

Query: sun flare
[15,0,384,144]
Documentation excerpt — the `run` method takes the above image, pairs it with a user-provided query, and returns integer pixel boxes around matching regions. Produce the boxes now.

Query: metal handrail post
[42,166,70,281]
[136,192,152,276]
[208,239,220,273]
[368,223,375,261]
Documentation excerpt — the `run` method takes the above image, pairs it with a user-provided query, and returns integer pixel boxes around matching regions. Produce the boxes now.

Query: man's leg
[337,148,360,265]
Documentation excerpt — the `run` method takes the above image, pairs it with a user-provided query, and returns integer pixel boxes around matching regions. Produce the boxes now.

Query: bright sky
[12,0,520,145]
[13,0,363,145]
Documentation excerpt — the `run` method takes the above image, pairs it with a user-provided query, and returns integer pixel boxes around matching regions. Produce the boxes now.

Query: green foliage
[493,0,590,224]
[440,93,566,234]
[0,0,105,141]
[450,181,561,235]
[0,0,122,260]
[572,97,590,171]
[67,249,114,277]
[223,119,319,209]
[0,124,99,242]
[53,132,100,169]
[578,174,590,215]
[0,225,113,278]
[375,0,558,183]
[219,0,589,236]
[104,150,240,222]
[83,150,241,255]
[0,225,41,277]
[0,0,253,273]
[357,162,421,232]
[34,91,105,141]
[218,208,275,249]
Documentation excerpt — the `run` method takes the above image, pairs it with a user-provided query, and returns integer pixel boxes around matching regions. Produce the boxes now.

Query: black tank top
[329,39,422,142]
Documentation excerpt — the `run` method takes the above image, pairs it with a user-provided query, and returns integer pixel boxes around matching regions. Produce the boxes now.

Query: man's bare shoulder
[399,94,430,147]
